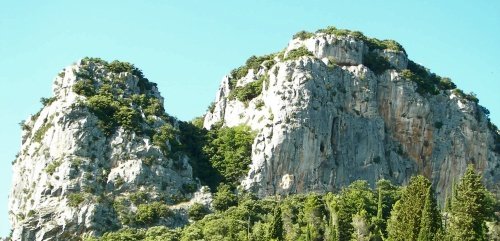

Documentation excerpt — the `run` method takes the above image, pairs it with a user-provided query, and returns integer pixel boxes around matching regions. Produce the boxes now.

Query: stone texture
[205,33,500,200]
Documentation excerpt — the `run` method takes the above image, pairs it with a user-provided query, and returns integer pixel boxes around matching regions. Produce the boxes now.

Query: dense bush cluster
[293,30,314,40]
[90,165,499,241]
[203,125,256,185]
[230,54,276,83]
[284,46,314,61]
[363,51,392,75]
[72,58,178,152]
[399,60,457,95]
[315,26,406,53]
[228,74,268,103]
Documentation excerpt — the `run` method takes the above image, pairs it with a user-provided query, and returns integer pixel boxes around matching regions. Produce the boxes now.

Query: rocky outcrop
[9,59,207,241]
[204,31,500,200]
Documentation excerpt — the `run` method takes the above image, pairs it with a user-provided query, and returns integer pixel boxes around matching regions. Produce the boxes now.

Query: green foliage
[448,165,492,241]
[293,30,314,40]
[130,191,149,205]
[135,202,173,225]
[230,54,276,82]
[67,193,85,207]
[87,94,120,135]
[452,88,479,103]
[115,106,141,132]
[106,60,134,74]
[229,75,267,103]
[268,205,284,240]
[363,51,391,75]
[284,46,314,61]
[178,119,221,190]
[44,160,62,175]
[316,26,405,52]
[401,60,460,96]
[33,122,53,143]
[40,97,57,106]
[73,79,96,97]
[188,203,209,221]
[434,121,443,129]
[417,186,442,241]
[212,184,238,212]
[387,175,433,241]
[152,123,178,156]
[203,125,256,185]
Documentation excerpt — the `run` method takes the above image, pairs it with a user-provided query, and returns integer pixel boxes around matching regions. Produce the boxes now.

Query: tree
[448,165,491,241]
[203,125,256,185]
[417,186,442,241]
[387,175,431,241]
[212,184,238,212]
[268,205,284,241]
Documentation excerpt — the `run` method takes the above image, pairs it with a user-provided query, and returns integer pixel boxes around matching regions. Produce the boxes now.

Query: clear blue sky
[0,1,499,236]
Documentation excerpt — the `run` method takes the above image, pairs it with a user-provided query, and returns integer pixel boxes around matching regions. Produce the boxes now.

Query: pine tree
[447,165,491,241]
[269,205,284,241]
[417,186,442,241]
[387,175,431,241]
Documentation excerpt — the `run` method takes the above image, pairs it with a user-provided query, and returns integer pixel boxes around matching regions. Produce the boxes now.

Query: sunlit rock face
[9,60,206,241]
[205,32,500,200]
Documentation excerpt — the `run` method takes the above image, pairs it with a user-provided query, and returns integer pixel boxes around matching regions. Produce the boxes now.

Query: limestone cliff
[9,59,210,241]
[204,27,500,199]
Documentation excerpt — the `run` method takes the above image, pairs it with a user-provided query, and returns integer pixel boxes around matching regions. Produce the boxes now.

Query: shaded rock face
[9,60,201,241]
[205,33,500,199]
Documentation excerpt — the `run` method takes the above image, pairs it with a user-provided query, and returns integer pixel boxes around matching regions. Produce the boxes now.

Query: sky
[0,0,499,236]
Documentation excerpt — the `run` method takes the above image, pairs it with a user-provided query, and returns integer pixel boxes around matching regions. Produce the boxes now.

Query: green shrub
[73,79,96,97]
[203,125,256,185]
[285,46,314,61]
[452,89,479,103]
[316,26,406,53]
[87,94,120,135]
[106,60,134,74]
[115,106,141,132]
[33,122,53,143]
[434,121,443,129]
[228,75,267,103]
[67,193,85,207]
[130,191,148,205]
[188,203,209,221]
[135,202,173,225]
[293,30,314,40]
[212,184,238,212]
[230,54,276,81]
[363,52,391,75]
[152,123,178,155]
[40,97,57,106]
[45,160,62,175]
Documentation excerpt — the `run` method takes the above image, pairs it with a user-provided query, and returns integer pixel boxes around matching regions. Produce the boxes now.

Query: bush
[130,191,148,205]
[73,79,96,97]
[87,94,120,135]
[228,75,267,103]
[106,60,134,74]
[33,122,53,143]
[115,106,141,132]
[212,184,238,212]
[152,123,178,155]
[188,203,209,221]
[203,125,256,184]
[230,54,276,82]
[293,30,314,40]
[45,160,62,175]
[363,52,391,75]
[316,26,406,53]
[67,193,85,207]
[40,97,57,106]
[135,202,173,225]
[285,46,314,61]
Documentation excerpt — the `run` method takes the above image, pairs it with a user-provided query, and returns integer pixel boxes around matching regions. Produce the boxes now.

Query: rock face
[204,31,500,199]
[9,59,207,241]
